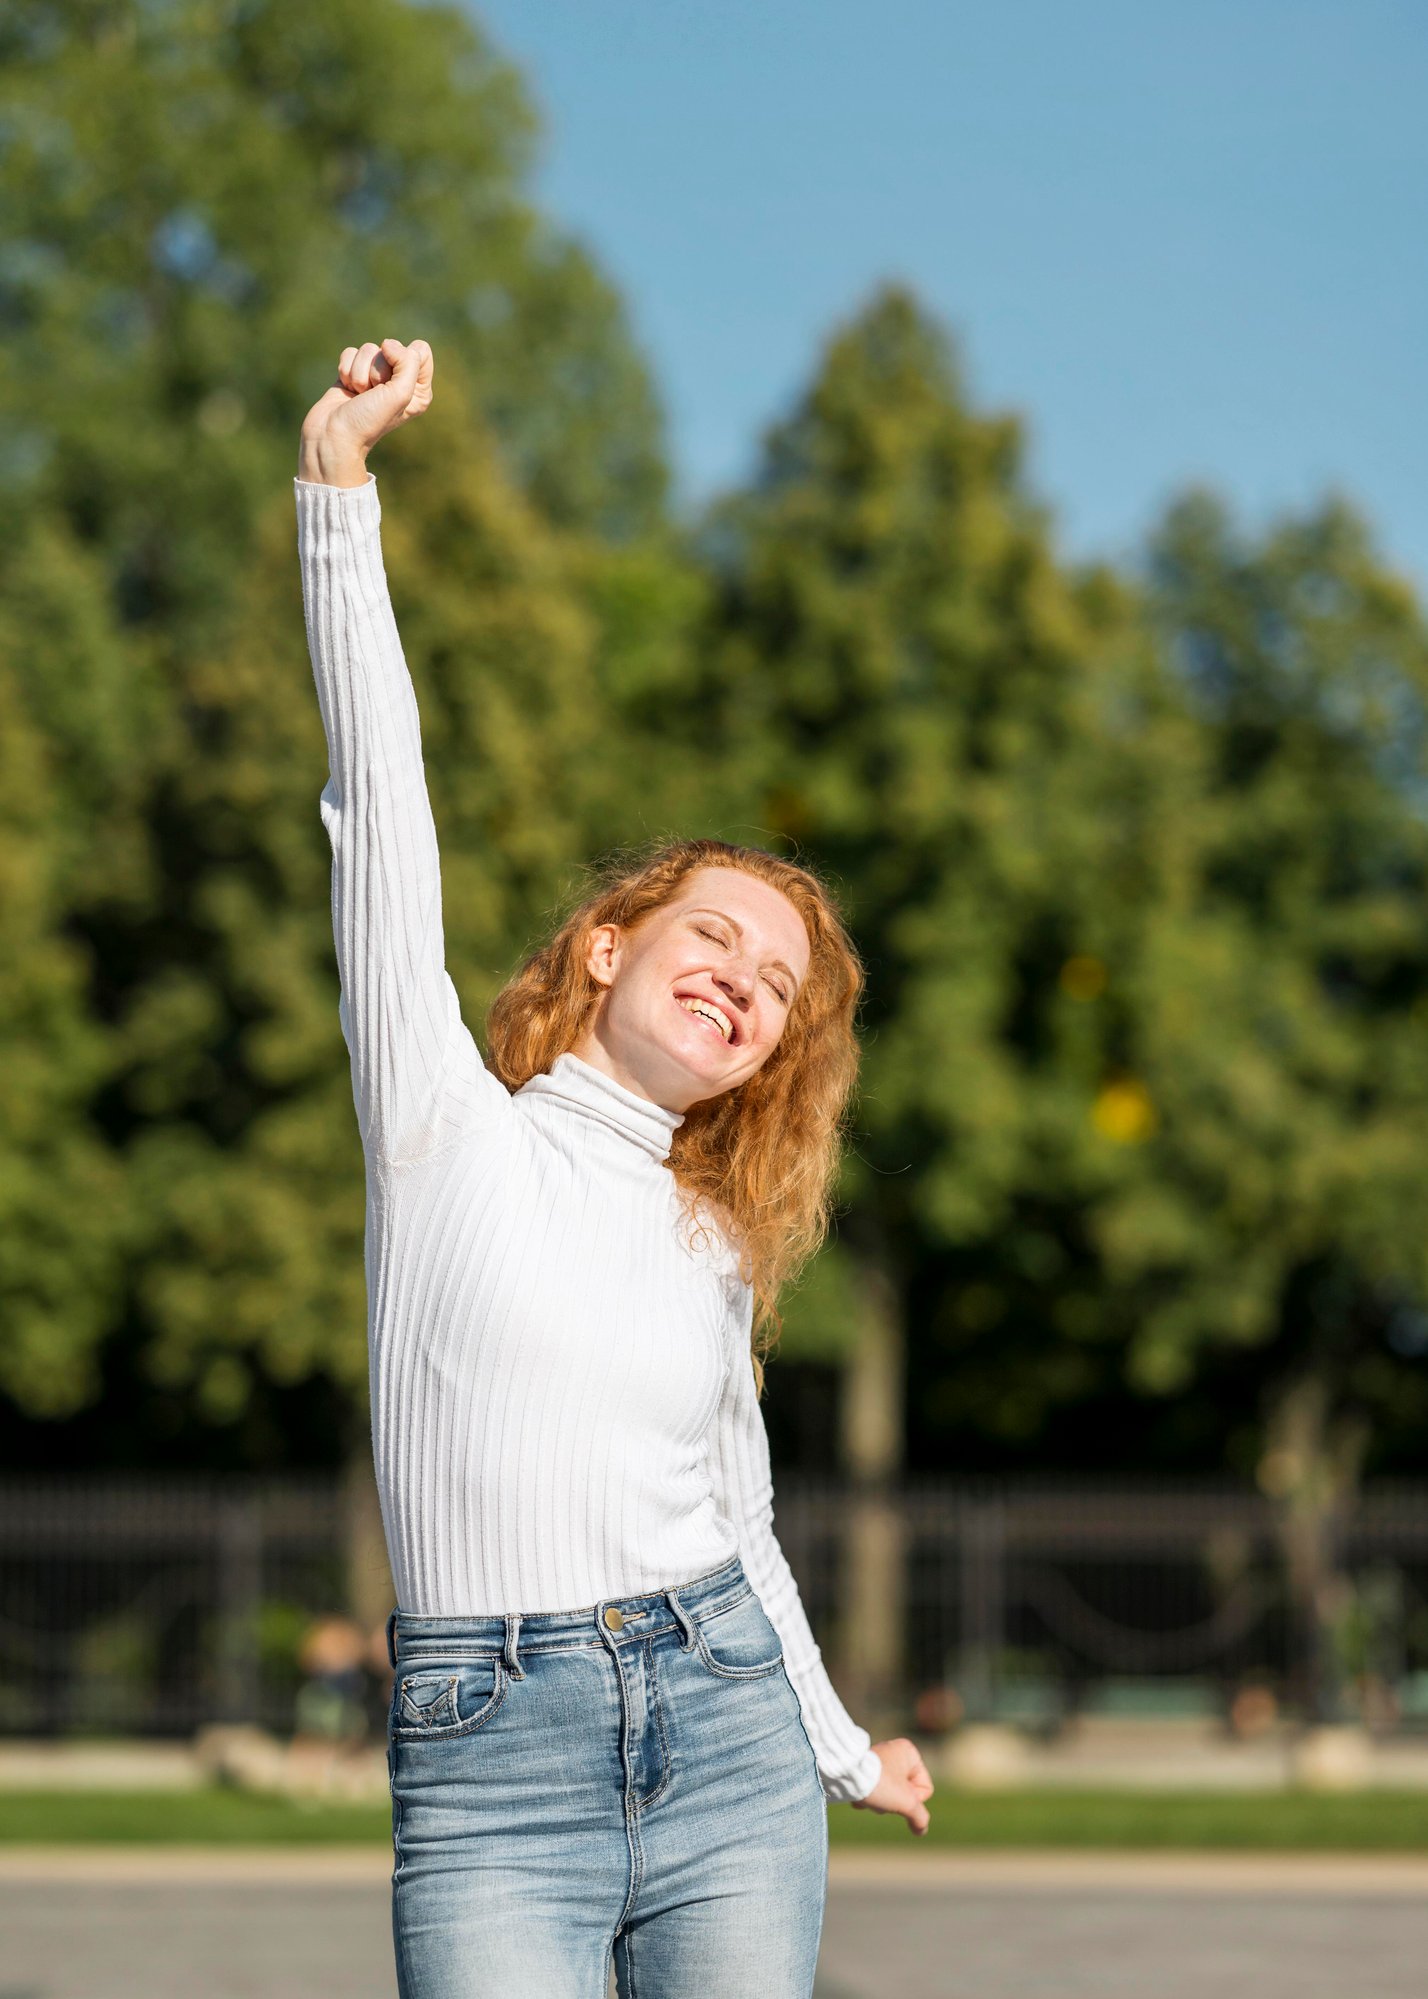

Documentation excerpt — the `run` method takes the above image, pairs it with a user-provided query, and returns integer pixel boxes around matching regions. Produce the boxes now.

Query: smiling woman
[487,844,862,1344]
[295,334,932,1999]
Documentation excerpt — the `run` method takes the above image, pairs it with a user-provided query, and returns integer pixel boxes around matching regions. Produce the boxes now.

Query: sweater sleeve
[295,472,511,1167]
[707,1285,884,1805]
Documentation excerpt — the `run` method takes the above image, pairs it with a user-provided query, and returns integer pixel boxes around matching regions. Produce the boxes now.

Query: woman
[296,336,933,1999]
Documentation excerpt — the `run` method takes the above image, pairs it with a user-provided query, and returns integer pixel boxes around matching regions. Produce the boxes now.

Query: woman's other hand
[850,1737,935,1835]
[297,337,435,486]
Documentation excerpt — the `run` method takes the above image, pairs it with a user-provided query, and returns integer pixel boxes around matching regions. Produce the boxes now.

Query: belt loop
[665,1586,698,1653]
[385,1609,398,1670]
[503,1613,525,1679]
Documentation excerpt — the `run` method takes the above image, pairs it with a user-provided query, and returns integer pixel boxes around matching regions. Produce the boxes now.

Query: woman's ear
[584,922,622,990]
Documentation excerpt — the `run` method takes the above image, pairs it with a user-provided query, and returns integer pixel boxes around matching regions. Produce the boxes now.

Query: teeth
[679,997,732,1042]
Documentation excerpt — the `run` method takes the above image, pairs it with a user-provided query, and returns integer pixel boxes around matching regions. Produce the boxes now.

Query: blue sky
[465,1,1426,593]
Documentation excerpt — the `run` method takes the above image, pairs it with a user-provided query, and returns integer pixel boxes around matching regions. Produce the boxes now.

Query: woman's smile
[675,993,736,1043]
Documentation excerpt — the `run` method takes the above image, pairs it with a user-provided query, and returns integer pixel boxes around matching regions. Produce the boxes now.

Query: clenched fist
[297,338,435,486]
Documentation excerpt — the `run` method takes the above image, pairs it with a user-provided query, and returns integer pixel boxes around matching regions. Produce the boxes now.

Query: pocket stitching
[390,1657,508,1739]
[698,1587,755,1628]
[691,1597,784,1680]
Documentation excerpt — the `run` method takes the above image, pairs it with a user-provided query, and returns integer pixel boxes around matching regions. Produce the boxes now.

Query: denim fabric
[386,1552,829,1998]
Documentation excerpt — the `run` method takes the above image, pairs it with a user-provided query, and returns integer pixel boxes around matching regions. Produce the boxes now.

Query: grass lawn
[3,1789,1428,1848]
[832,1790,1428,1849]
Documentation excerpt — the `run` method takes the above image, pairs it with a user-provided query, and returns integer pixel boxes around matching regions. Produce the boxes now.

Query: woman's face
[570,865,813,1112]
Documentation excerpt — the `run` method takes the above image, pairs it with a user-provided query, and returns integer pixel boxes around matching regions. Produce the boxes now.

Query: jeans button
[603,1606,624,1631]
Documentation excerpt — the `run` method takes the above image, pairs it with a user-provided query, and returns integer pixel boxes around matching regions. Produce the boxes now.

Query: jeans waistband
[385,1552,750,1673]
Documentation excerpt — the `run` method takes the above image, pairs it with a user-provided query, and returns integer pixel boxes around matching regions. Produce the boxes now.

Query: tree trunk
[1263,1374,1366,1725]
[343,1433,395,1642]
[837,1248,907,1731]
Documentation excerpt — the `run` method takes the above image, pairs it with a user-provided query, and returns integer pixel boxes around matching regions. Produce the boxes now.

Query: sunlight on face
[569,866,813,1112]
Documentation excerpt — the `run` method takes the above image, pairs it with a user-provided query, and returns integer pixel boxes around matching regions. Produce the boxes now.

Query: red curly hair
[484,839,865,1393]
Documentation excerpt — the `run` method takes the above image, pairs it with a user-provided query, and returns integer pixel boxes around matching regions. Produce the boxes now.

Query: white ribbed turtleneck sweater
[295,472,881,1806]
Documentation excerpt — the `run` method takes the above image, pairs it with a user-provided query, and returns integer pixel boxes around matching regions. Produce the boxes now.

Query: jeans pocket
[391,1655,508,1740]
[691,1589,785,1679]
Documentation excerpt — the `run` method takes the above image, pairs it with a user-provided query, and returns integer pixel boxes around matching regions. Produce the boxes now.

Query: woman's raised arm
[295,338,511,1166]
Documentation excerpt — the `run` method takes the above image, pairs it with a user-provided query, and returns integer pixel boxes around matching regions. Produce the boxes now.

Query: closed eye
[696,925,790,1006]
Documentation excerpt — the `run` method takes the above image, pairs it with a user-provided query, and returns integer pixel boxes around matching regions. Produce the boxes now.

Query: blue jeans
[385,1553,829,1998]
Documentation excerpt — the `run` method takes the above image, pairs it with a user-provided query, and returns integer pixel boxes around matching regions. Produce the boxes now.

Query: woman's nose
[716,962,754,1003]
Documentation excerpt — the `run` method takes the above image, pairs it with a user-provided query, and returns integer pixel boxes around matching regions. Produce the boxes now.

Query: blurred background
[3,3,1428,1987]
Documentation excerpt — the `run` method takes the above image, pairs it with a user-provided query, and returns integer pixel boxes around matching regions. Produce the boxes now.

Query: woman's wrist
[296,431,370,488]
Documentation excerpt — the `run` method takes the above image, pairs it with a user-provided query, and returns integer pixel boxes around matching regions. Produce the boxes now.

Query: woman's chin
[662,1032,735,1096]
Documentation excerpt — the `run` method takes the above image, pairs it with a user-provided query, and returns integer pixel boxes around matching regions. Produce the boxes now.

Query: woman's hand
[850,1737,935,1835]
[297,337,435,486]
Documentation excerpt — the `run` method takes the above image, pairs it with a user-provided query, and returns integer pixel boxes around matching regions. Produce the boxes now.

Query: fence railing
[3,1475,1427,1739]
[0,1477,344,1737]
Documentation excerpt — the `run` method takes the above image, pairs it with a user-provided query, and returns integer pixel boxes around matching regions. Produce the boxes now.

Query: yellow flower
[1091,1076,1156,1144]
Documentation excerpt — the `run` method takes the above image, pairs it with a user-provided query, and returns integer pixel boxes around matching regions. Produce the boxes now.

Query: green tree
[1101,489,1428,1426]
[0,625,126,1418]
[693,283,1126,1357]
[689,282,1136,1714]
[1104,491,1428,1712]
[0,0,694,1454]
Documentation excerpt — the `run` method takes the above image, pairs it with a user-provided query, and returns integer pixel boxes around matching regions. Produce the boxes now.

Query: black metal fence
[3,1475,1428,1739]
[776,1480,1428,1734]
[0,1478,345,1737]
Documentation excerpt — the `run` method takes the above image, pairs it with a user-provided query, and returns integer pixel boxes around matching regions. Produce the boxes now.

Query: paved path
[2,1850,1426,1997]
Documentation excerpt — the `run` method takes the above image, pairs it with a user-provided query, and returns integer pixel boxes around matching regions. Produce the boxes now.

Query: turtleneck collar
[515,1052,684,1164]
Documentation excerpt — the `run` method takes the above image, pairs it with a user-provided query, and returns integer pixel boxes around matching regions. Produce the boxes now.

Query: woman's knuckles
[301,338,434,454]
